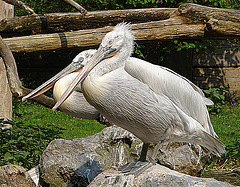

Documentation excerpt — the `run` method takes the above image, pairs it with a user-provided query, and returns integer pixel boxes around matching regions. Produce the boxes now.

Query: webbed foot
[118,161,153,176]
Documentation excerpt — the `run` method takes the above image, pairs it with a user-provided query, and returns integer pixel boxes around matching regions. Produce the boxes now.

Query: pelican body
[24,23,225,175]
[54,23,225,156]
[81,56,219,147]
[53,72,99,119]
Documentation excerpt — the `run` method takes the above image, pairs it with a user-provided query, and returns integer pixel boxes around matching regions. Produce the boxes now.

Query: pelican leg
[149,142,162,163]
[139,143,150,161]
[118,143,153,176]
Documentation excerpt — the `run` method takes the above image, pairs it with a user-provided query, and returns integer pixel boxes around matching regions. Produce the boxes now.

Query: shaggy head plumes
[101,22,135,57]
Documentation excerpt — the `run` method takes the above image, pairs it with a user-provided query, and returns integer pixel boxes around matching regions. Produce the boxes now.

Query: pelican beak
[52,46,116,111]
[22,61,84,101]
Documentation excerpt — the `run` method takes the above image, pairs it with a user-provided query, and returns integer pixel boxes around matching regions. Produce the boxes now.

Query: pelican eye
[109,39,113,45]
[78,57,84,63]
[73,57,84,67]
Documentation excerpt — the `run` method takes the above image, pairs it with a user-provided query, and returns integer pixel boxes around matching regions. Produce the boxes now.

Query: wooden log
[0,0,13,128]
[62,0,87,15]
[2,3,240,53]
[0,35,55,108]
[178,3,240,23]
[0,58,12,121]
[178,3,240,37]
[0,0,14,20]
[1,17,205,53]
[0,8,175,37]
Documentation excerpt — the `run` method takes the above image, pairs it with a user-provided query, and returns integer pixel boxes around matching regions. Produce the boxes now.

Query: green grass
[14,99,240,145]
[13,99,106,140]
[1,98,238,171]
[0,99,106,169]
[210,105,240,146]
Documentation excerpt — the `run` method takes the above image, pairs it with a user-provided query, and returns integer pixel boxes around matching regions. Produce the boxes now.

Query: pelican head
[53,22,135,111]
[22,49,96,101]
[100,22,135,58]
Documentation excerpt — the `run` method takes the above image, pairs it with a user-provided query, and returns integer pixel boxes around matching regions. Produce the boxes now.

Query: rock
[88,164,235,187]
[0,165,37,187]
[39,126,137,187]
[28,165,40,186]
[155,142,203,176]
[39,126,204,186]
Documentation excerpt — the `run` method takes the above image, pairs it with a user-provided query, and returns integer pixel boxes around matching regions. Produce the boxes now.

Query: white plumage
[53,72,99,119]
[52,49,100,120]
[53,23,225,168]
[25,22,225,175]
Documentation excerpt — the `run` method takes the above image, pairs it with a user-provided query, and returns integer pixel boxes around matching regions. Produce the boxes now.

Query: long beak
[22,62,84,101]
[52,46,116,111]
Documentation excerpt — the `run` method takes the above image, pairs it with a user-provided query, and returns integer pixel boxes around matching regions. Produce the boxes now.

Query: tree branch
[0,35,55,108]
[0,8,173,37]
[2,0,36,15]
[63,0,87,15]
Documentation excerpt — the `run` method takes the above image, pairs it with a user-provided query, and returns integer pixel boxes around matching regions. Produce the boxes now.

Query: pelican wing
[158,66,214,106]
[125,57,217,137]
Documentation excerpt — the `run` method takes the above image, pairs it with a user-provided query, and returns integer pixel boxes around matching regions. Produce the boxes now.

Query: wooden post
[0,0,14,128]
[0,0,14,19]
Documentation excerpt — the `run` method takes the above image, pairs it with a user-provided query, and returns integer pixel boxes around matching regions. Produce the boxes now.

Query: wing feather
[125,57,217,137]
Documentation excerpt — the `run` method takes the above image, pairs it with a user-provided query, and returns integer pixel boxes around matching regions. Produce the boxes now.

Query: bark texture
[0,8,174,36]
[0,35,55,108]
[0,0,13,127]
[2,0,36,15]
[2,3,239,53]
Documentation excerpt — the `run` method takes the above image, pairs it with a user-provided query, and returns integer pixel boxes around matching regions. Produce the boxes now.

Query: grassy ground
[210,105,240,146]
[1,98,239,185]
[0,99,106,169]
[13,99,239,145]
[13,99,106,140]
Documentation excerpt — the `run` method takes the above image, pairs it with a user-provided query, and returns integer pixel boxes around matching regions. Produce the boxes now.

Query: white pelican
[52,23,225,175]
[22,49,103,121]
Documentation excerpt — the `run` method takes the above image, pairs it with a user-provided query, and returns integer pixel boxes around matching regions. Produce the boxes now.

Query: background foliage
[0,98,105,169]
[15,0,240,16]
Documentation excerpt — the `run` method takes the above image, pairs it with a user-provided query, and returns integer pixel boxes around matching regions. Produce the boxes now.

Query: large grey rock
[88,164,235,187]
[39,126,203,186]
[0,165,37,187]
[39,126,137,187]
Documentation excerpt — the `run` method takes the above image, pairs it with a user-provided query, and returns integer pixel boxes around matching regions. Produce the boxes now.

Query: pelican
[22,49,104,121]
[51,23,225,175]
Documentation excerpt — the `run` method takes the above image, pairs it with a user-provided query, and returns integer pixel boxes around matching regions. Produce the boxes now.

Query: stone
[154,142,203,176]
[28,165,40,186]
[39,126,204,186]
[0,165,36,187]
[88,164,235,187]
[39,126,137,187]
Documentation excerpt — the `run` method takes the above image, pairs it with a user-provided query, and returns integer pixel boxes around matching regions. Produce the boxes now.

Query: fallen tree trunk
[2,3,240,53]
[0,8,174,37]
[3,18,240,53]
[1,3,240,52]
[3,17,204,53]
